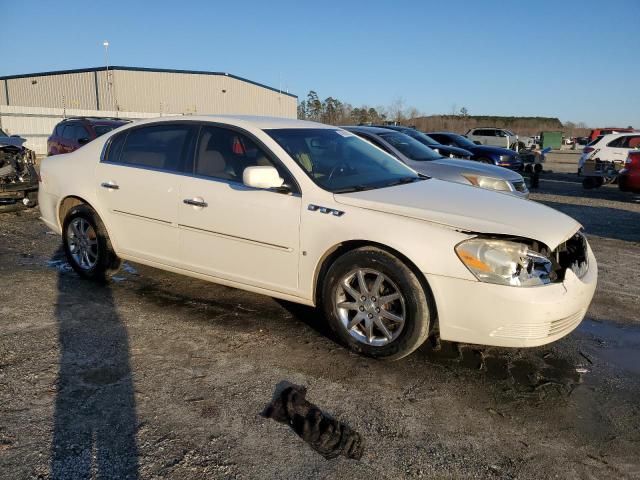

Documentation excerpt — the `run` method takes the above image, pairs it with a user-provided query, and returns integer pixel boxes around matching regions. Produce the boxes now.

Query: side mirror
[243,166,284,190]
[78,137,90,145]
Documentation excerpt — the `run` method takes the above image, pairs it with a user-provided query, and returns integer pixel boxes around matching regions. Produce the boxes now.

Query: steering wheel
[327,162,351,182]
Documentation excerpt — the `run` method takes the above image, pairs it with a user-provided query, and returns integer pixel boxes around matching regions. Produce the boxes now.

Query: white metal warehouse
[0,66,297,154]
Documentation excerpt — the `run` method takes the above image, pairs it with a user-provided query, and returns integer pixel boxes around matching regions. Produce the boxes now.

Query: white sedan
[38,116,597,359]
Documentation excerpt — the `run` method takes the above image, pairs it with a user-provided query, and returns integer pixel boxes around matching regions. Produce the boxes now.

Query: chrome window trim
[99,120,302,196]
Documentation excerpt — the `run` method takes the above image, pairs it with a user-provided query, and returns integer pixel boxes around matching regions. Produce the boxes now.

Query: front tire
[322,247,432,360]
[62,204,120,281]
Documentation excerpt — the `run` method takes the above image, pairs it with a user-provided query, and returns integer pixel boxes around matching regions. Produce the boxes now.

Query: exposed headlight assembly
[455,238,553,287]
[462,174,512,192]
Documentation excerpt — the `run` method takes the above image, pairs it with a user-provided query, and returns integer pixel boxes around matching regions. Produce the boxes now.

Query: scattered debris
[575,367,589,374]
[578,350,593,365]
[121,263,138,275]
[262,383,364,460]
[46,259,73,273]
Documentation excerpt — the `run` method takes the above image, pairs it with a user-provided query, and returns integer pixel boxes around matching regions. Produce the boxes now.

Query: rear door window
[620,135,640,149]
[111,124,197,172]
[61,124,77,140]
[73,124,89,140]
[94,125,117,137]
[607,137,625,148]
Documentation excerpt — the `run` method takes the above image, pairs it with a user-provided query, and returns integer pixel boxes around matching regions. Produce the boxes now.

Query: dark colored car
[619,151,640,193]
[47,117,129,156]
[426,132,524,171]
[371,125,472,159]
[344,126,528,198]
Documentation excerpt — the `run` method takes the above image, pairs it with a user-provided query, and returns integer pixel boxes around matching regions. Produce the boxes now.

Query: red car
[619,151,640,193]
[47,117,129,156]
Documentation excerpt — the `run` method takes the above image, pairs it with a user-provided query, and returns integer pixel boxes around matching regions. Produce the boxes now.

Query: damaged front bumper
[0,145,38,207]
[426,242,597,348]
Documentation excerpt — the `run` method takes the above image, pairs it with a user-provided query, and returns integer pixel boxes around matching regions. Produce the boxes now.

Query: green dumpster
[541,131,563,150]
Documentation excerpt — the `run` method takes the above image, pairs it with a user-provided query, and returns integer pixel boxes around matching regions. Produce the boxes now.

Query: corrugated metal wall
[0,80,7,105]
[0,105,162,155]
[4,72,98,110]
[2,69,297,118]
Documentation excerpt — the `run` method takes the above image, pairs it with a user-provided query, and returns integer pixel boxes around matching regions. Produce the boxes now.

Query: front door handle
[101,181,119,190]
[183,198,208,208]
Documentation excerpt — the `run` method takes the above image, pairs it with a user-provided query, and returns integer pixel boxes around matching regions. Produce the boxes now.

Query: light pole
[103,41,112,111]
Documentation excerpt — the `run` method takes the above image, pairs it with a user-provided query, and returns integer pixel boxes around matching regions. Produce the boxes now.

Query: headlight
[462,174,512,192]
[498,155,511,163]
[455,238,553,287]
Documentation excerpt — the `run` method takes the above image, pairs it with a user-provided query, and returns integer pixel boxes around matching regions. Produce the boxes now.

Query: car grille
[550,232,589,281]
[512,180,528,192]
[490,309,587,340]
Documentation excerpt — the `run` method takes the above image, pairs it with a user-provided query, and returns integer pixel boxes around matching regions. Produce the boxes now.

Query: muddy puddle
[579,319,640,375]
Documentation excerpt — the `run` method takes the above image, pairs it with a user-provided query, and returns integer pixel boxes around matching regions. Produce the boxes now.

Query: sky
[3,0,639,127]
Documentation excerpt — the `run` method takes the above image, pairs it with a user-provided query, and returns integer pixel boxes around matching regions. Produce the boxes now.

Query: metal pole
[103,41,111,111]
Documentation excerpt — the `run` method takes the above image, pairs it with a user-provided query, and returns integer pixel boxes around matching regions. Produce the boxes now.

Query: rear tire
[322,247,432,360]
[62,204,121,281]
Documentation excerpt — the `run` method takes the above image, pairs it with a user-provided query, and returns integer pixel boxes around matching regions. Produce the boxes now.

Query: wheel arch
[57,196,118,252]
[58,195,91,230]
[313,240,438,327]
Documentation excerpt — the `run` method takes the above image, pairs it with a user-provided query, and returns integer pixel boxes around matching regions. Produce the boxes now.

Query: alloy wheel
[66,218,99,271]
[335,268,406,346]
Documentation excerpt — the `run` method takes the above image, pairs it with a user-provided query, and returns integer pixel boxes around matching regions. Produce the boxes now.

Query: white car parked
[465,127,533,151]
[578,132,640,172]
[38,116,597,359]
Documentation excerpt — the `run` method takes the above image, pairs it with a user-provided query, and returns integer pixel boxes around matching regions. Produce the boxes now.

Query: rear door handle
[183,198,208,208]
[101,181,119,190]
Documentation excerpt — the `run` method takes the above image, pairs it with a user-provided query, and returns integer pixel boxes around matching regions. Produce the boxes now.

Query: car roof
[341,125,398,134]
[123,115,335,131]
[599,132,640,141]
[60,117,129,126]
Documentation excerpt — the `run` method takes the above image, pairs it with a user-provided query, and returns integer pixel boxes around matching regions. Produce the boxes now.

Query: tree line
[296,90,590,136]
[297,91,422,125]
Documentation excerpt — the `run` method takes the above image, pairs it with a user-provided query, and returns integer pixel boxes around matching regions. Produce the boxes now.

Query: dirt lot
[1,154,639,479]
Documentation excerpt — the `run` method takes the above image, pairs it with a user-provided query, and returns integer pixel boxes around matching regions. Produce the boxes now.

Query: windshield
[587,135,604,146]
[441,133,477,149]
[94,125,118,137]
[378,132,442,161]
[405,130,439,146]
[265,128,422,193]
[0,128,7,137]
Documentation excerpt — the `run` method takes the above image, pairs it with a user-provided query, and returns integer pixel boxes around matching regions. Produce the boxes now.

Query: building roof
[0,66,297,99]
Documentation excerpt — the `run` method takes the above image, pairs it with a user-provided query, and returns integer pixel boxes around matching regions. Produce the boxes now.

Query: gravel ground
[1,155,639,479]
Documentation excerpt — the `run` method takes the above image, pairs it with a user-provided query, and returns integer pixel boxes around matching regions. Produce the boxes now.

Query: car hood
[432,144,473,157]
[429,158,522,180]
[0,136,26,148]
[334,179,580,249]
[470,144,516,156]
